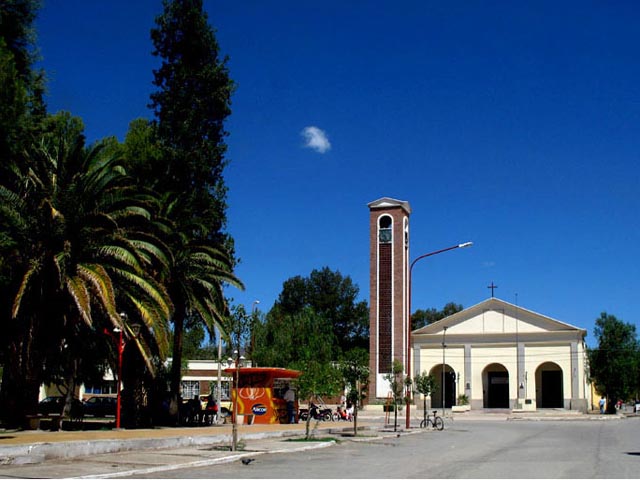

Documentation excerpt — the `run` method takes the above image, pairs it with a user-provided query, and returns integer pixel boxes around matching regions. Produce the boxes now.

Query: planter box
[452,405,470,412]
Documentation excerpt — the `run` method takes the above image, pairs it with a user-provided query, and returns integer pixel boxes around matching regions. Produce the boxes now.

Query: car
[38,396,84,418]
[82,396,117,417]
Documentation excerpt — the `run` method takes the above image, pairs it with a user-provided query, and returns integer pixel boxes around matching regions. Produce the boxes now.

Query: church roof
[413,297,586,338]
[367,197,411,214]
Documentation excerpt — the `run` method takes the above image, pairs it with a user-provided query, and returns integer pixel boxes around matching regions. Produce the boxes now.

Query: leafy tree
[339,348,369,436]
[226,304,250,450]
[148,0,241,418]
[383,359,410,432]
[121,119,163,187]
[412,302,463,330]
[149,0,234,241]
[156,193,242,420]
[588,312,640,412]
[0,114,173,425]
[413,371,436,424]
[0,0,46,174]
[293,359,341,440]
[271,267,369,357]
[0,0,39,79]
[252,306,335,368]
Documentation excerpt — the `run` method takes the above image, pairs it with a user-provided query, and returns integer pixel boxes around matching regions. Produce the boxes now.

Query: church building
[412,297,590,411]
[367,197,590,412]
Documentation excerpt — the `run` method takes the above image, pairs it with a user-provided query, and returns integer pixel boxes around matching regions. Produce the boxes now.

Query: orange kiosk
[224,367,301,424]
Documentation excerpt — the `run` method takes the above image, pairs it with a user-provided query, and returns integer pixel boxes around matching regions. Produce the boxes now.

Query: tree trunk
[353,406,358,436]
[0,314,44,428]
[169,304,186,424]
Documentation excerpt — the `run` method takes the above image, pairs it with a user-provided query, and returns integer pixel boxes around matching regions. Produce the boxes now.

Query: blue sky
[35,1,639,345]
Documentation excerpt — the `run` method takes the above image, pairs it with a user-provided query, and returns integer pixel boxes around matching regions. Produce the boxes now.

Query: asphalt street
[133,419,639,479]
[130,419,640,478]
[1,418,638,478]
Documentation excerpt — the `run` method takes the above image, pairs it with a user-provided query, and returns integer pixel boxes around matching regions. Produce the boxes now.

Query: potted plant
[452,394,470,412]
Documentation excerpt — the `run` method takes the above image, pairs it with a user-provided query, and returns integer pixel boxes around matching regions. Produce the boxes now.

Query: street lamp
[250,300,260,366]
[442,326,448,418]
[406,241,472,429]
[110,312,141,429]
[113,323,124,429]
[229,350,245,451]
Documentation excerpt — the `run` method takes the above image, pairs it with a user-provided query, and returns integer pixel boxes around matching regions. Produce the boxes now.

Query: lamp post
[111,312,141,429]
[442,326,448,418]
[406,242,472,429]
[229,351,245,451]
[114,323,124,429]
[250,300,260,366]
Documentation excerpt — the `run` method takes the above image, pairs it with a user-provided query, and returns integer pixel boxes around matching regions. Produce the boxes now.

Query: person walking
[599,396,606,414]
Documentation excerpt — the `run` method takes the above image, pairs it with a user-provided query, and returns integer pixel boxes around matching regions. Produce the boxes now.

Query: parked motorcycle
[299,402,332,421]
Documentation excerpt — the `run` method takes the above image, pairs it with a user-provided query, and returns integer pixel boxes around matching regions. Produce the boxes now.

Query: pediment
[413,298,585,337]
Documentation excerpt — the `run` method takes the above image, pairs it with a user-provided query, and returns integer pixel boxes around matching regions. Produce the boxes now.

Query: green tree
[226,304,251,450]
[412,302,463,330]
[588,312,640,413]
[271,267,369,357]
[339,348,369,436]
[149,0,234,241]
[0,0,46,175]
[293,359,341,440]
[157,193,242,420]
[252,306,335,368]
[413,371,436,424]
[0,114,173,426]
[148,0,240,418]
[383,359,410,432]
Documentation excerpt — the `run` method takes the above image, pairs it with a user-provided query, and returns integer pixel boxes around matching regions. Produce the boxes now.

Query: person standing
[284,385,296,424]
[599,396,606,414]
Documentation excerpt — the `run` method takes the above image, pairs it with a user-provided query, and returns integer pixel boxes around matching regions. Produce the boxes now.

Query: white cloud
[301,126,331,153]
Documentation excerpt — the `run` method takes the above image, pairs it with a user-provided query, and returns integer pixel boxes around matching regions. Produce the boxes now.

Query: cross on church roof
[488,282,498,297]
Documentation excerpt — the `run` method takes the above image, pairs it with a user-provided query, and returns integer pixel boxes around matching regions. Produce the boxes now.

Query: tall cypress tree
[149,0,236,416]
[0,0,46,182]
[150,0,234,239]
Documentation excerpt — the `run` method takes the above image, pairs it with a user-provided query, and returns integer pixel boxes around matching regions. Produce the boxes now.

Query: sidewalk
[0,413,389,466]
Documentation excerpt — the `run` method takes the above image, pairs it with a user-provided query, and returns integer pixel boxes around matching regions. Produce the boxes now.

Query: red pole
[116,329,123,429]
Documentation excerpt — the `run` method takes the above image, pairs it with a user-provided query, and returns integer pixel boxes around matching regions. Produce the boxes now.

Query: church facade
[412,297,590,411]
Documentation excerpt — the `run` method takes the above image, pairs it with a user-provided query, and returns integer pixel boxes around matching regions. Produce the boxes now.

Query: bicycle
[420,410,444,430]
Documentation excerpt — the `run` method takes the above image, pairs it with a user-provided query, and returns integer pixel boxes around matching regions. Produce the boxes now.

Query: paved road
[1,418,638,478]
[130,419,640,479]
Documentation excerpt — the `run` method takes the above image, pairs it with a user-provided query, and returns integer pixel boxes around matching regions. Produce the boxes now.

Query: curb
[69,440,336,479]
[0,429,301,466]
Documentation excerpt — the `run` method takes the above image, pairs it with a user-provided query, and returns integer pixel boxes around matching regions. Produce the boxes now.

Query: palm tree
[0,113,173,426]
[157,193,243,421]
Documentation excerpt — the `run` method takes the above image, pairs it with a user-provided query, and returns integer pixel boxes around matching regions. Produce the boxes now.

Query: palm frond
[65,275,92,326]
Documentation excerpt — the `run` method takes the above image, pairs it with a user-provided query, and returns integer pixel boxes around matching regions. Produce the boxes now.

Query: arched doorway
[429,364,455,408]
[482,364,509,408]
[536,362,564,408]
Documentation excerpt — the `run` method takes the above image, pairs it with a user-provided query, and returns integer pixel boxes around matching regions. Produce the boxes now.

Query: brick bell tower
[367,197,411,400]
